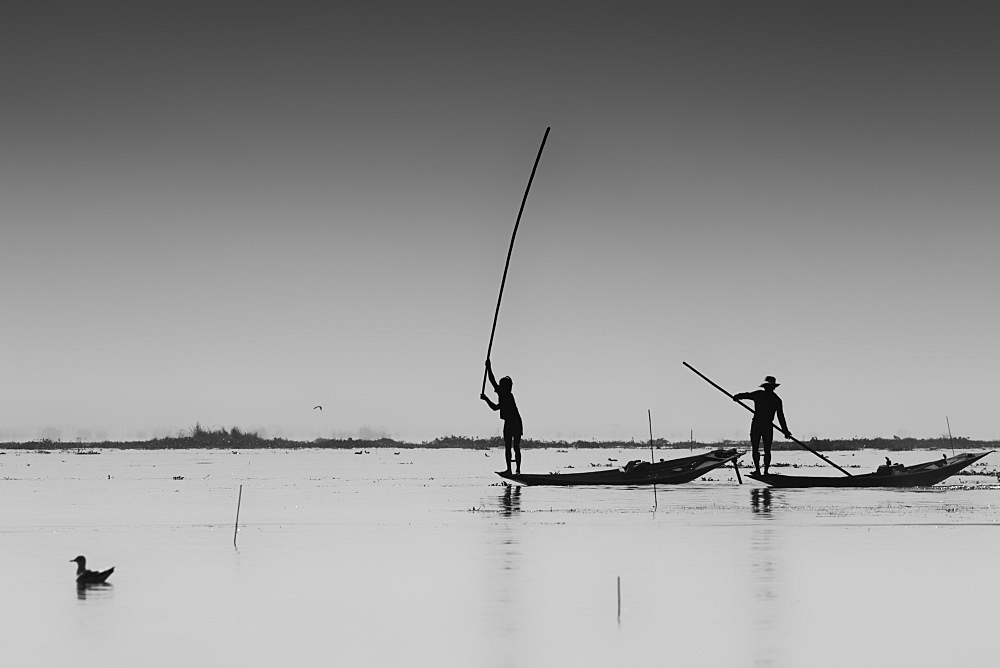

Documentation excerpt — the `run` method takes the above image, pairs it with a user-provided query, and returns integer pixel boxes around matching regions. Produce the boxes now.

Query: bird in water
[71,555,114,584]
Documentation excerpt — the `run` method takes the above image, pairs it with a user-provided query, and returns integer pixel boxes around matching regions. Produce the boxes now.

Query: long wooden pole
[482,127,551,394]
[682,361,852,477]
[648,410,657,510]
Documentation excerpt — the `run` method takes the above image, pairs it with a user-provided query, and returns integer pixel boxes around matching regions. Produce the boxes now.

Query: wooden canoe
[746,451,991,488]
[496,448,743,486]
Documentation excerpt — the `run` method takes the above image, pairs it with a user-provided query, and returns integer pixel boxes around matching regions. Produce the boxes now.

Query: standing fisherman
[733,375,791,476]
[480,359,523,475]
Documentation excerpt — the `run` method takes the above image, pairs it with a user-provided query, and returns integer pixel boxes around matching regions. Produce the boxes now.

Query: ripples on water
[0,447,997,668]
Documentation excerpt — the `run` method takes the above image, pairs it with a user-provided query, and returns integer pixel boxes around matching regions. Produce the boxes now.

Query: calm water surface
[1,447,998,667]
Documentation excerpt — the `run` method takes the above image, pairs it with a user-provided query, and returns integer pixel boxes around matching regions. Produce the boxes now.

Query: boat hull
[496,448,743,486]
[746,451,991,488]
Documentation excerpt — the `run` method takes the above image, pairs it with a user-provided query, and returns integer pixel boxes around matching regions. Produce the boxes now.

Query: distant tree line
[1,426,996,451]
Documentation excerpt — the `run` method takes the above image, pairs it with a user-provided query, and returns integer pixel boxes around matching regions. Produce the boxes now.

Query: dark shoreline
[2,434,996,452]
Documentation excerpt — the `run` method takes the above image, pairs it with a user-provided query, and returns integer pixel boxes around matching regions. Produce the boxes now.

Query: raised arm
[485,359,500,392]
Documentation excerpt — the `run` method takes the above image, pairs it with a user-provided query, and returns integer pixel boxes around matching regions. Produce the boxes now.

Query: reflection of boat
[747,451,991,488]
[496,448,743,486]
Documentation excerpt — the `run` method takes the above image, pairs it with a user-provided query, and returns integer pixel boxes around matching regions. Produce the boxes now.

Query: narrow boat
[496,448,743,486]
[746,451,991,488]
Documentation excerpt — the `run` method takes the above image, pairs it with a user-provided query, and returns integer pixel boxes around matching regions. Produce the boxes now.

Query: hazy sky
[2,2,998,442]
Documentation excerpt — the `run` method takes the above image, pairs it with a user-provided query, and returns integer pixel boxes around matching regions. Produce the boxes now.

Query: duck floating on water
[71,555,114,584]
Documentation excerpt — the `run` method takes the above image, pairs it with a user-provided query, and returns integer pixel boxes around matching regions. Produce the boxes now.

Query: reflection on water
[1,447,998,668]
[491,483,524,663]
[500,484,521,517]
[494,483,522,575]
[750,488,779,667]
[751,488,772,515]
[76,583,114,602]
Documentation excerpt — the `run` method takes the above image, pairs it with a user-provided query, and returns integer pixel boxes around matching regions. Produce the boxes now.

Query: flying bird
[71,555,114,584]
[313,405,322,411]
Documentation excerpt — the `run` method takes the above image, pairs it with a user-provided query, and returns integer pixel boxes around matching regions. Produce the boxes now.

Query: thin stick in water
[648,410,654,463]
[233,484,243,547]
[946,416,955,456]
[617,576,621,624]
[648,410,657,510]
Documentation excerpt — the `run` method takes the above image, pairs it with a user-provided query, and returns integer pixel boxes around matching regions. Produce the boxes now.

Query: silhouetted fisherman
[733,375,791,476]
[481,359,523,475]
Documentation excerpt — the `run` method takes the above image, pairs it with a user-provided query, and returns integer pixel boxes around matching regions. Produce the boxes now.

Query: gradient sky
[2,2,998,442]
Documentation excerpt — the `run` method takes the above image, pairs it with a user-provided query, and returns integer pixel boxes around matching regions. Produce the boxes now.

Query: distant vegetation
[768,435,995,452]
[1,425,996,452]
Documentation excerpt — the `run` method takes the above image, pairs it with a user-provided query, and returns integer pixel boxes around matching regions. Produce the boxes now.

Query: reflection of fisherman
[501,484,521,516]
[734,375,791,476]
[751,488,772,514]
[481,360,523,475]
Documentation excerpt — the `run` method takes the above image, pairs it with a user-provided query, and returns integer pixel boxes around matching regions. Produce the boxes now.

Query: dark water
[0,447,996,667]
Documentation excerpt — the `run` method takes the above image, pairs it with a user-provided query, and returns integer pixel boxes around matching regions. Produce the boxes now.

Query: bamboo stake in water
[946,416,955,456]
[481,127,551,394]
[648,410,654,463]
[617,576,621,624]
[648,410,657,510]
[233,484,243,547]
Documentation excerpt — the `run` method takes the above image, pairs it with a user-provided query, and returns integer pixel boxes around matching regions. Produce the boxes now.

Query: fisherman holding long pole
[683,361,852,477]
[479,127,549,475]
[481,360,523,475]
[733,375,791,476]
